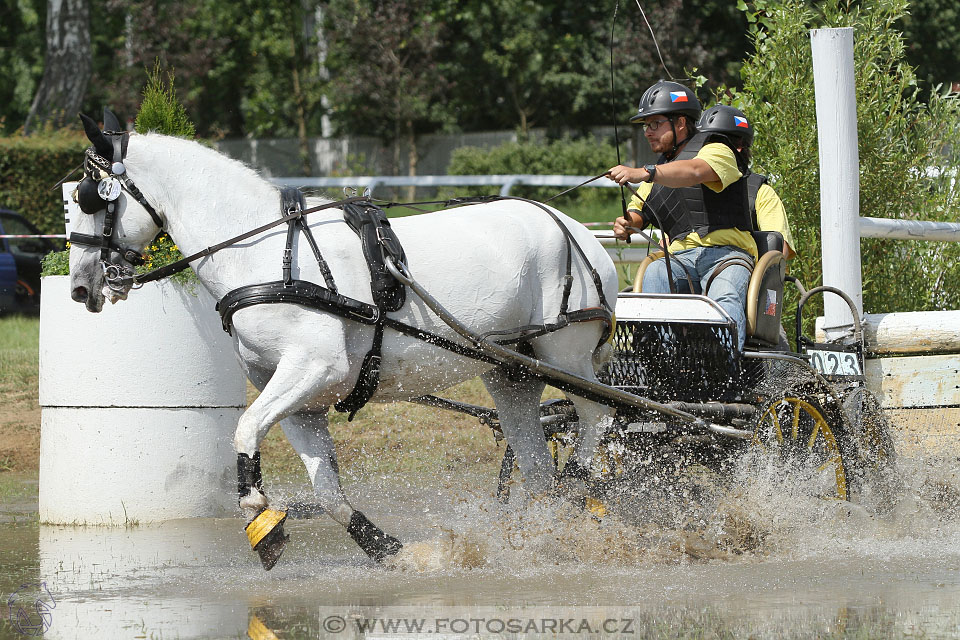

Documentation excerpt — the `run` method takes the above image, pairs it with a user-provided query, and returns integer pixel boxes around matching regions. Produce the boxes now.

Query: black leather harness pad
[216,279,380,334]
[342,202,406,312]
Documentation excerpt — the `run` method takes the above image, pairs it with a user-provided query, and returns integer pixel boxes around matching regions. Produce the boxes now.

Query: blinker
[77,177,106,214]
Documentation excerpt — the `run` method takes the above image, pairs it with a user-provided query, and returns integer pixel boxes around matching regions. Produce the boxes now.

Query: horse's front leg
[234,354,350,570]
[281,410,402,562]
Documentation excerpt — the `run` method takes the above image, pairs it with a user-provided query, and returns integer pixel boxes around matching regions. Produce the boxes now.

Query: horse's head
[70,109,164,312]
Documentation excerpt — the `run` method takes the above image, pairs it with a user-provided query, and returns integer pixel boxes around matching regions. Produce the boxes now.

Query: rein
[133,196,369,285]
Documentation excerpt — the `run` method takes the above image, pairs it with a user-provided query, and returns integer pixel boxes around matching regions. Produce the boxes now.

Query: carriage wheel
[752,395,849,501]
[841,386,901,505]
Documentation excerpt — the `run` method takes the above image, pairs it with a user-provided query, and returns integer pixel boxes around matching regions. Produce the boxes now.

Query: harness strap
[341,202,407,312]
[477,307,613,347]
[134,196,369,285]
[334,319,385,419]
[298,217,337,292]
[216,280,380,335]
[216,279,504,366]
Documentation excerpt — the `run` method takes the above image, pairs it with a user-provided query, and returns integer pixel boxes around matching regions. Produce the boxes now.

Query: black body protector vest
[640,132,754,241]
[745,171,767,230]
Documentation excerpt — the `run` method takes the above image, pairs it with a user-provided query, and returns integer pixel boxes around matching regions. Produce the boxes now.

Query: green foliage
[728,0,960,324]
[0,129,87,234]
[130,66,198,285]
[325,0,450,150]
[447,136,621,205]
[40,250,69,276]
[899,0,960,94]
[139,234,197,287]
[0,0,44,134]
[135,61,196,138]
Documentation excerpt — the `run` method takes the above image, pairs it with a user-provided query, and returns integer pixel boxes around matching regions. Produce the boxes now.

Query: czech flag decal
[669,91,689,103]
[734,115,750,128]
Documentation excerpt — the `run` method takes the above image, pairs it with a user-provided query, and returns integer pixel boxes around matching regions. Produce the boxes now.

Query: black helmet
[629,80,701,123]
[697,104,754,147]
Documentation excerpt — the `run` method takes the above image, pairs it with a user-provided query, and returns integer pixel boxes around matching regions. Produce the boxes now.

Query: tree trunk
[406,121,416,202]
[25,0,92,134]
[291,50,313,176]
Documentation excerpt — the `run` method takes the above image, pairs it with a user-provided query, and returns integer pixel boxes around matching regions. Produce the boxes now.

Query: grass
[0,315,40,387]
[0,315,41,476]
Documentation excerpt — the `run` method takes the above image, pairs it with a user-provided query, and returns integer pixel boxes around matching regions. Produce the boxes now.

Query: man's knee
[641,260,671,293]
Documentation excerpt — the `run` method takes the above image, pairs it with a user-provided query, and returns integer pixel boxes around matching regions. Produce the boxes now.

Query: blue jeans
[642,246,754,350]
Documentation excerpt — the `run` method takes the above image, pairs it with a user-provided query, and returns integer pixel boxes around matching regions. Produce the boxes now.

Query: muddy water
[3,455,960,639]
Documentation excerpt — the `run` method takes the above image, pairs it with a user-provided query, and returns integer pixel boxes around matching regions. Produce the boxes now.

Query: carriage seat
[630,231,787,347]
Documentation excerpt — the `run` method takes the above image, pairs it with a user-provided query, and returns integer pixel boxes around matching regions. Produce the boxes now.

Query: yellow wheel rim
[753,397,848,500]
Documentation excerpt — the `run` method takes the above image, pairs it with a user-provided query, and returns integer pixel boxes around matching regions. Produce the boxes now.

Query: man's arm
[607,160,720,188]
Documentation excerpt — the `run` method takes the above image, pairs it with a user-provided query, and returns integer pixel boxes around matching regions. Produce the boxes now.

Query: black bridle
[70,125,164,292]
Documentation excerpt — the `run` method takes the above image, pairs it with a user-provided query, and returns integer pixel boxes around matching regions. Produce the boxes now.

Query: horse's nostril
[71,286,88,303]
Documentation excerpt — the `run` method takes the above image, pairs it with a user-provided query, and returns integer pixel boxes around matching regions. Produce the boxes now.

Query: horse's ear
[78,113,113,158]
[102,108,122,132]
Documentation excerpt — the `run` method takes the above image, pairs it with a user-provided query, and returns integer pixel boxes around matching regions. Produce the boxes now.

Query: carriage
[416,231,898,511]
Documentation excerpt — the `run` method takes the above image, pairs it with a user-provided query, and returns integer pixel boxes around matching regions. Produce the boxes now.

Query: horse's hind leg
[531,326,616,480]
[281,409,402,563]
[481,366,554,496]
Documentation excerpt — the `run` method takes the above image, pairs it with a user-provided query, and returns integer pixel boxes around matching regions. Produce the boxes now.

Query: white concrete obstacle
[38,276,246,524]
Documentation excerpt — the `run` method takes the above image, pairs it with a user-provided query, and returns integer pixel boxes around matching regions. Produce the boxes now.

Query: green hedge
[0,130,88,234]
[446,136,622,205]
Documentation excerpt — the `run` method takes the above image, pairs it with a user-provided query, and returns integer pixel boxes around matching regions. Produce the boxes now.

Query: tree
[325,0,450,181]
[24,0,92,134]
[898,0,960,92]
[728,0,960,320]
[0,0,46,134]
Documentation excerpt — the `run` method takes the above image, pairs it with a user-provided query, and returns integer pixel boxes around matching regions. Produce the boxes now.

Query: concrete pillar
[810,27,863,339]
[38,276,246,524]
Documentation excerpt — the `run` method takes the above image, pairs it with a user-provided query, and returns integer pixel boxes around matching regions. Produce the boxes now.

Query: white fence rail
[271,174,619,197]
[271,174,659,262]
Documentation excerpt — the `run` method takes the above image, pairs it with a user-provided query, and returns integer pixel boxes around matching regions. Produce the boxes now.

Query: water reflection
[0,456,957,638]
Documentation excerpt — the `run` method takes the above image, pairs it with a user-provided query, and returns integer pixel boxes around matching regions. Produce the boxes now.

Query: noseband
[69,131,164,292]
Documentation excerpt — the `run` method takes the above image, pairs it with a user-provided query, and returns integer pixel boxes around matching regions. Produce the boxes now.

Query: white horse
[69,115,619,569]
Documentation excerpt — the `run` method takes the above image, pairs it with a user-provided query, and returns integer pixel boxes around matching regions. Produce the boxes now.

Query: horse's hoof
[347,510,403,562]
[246,508,289,571]
[557,461,608,520]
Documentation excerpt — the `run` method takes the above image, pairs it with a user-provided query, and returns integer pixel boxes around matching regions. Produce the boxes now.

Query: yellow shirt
[626,143,794,261]
[755,182,794,254]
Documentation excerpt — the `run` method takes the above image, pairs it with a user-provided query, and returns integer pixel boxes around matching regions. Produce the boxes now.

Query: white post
[811,28,863,339]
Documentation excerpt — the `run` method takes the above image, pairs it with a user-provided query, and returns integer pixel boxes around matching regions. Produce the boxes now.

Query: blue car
[0,209,63,314]
[0,244,15,312]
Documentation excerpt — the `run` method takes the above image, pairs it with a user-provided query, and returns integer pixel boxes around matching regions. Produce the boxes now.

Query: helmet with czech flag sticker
[629,80,701,123]
[696,104,754,147]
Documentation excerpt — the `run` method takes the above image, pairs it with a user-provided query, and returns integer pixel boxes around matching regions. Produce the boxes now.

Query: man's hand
[606,164,649,186]
[613,211,643,241]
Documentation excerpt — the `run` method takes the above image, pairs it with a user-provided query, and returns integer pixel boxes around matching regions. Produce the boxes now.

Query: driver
[608,80,762,350]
